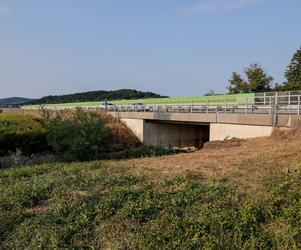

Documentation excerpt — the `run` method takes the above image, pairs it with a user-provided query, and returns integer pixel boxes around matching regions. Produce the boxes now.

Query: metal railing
[98,92,301,116]
[22,91,301,116]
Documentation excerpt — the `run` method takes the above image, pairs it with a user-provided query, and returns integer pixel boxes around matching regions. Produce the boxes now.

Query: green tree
[228,72,249,93]
[228,64,273,93]
[279,46,301,90]
[246,64,273,92]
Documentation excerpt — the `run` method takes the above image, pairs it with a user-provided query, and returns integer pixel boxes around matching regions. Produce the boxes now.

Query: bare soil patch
[26,200,50,214]
[203,137,246,149]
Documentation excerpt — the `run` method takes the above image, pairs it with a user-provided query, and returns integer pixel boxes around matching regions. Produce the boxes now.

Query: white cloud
[182,0,268,15]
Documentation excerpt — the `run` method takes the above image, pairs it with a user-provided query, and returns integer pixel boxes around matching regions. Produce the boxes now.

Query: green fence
[23,93,255,109]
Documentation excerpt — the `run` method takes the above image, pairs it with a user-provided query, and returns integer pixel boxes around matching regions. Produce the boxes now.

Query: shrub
[0,114,51,156]
[47,110,110,161]
[0,130,51,156]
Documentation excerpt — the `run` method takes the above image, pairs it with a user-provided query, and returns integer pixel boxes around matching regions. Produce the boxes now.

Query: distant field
[22,93,255,109]
[0,113,43,134]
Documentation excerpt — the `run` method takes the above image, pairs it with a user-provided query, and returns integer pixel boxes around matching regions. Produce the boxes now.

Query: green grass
[1,160,300,249]
[22,93,255,109]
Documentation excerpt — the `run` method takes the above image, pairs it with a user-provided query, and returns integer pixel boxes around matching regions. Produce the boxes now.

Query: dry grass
[119,129,301,194]
[203,137,246,149]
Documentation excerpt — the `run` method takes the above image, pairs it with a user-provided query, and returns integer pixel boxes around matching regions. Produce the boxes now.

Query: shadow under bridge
[143,120,210,149]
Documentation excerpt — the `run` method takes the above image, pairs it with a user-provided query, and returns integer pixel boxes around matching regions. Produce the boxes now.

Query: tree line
[29,89,168,105]
[227,46,301,93]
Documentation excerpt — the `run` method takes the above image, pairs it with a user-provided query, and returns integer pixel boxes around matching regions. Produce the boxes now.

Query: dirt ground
[121,130,301,194]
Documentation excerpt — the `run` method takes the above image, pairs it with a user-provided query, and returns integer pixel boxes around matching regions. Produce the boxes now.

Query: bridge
[107,91,301,148]
[110,111,301,148]
[20,91,301,148]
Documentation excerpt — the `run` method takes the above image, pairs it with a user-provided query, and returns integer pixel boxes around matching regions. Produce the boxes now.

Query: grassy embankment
[22,93,254,109]
[1,124,301,248]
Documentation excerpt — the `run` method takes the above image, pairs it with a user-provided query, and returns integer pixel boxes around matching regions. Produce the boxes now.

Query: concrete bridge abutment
[121,118,210,148]
[112,112,301,148]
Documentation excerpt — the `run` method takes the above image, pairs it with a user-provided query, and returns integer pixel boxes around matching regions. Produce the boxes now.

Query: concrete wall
[121,118,144,142]
[210,123,274,141]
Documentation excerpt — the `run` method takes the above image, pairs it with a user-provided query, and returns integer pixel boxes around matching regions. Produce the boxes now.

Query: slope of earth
[1,129,301,249]
[126,130,301,194]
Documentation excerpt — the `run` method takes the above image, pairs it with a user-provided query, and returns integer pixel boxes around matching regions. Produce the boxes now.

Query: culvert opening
[144,120,210,149]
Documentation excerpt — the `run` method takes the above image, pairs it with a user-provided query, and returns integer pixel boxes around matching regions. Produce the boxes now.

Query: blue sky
[0,0,301,98]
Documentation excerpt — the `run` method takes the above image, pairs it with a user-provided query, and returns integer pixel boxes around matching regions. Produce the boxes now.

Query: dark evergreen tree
[281,46,301,90]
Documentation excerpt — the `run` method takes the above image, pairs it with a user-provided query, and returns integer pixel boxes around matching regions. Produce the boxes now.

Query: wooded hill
[28,89,167,105]
[0,97,34,108]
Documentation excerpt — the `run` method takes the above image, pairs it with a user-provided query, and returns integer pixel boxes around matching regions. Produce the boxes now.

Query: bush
[0,130,51,156]
[47,110,110,161]
[1,111,178,163]
[0,114,51,156]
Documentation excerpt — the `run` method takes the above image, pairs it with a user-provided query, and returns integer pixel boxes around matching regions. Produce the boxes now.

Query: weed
[1,162,301,249]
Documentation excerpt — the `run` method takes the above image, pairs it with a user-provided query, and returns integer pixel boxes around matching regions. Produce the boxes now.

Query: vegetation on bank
[0,111,182,167]
[0,159,300,249]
